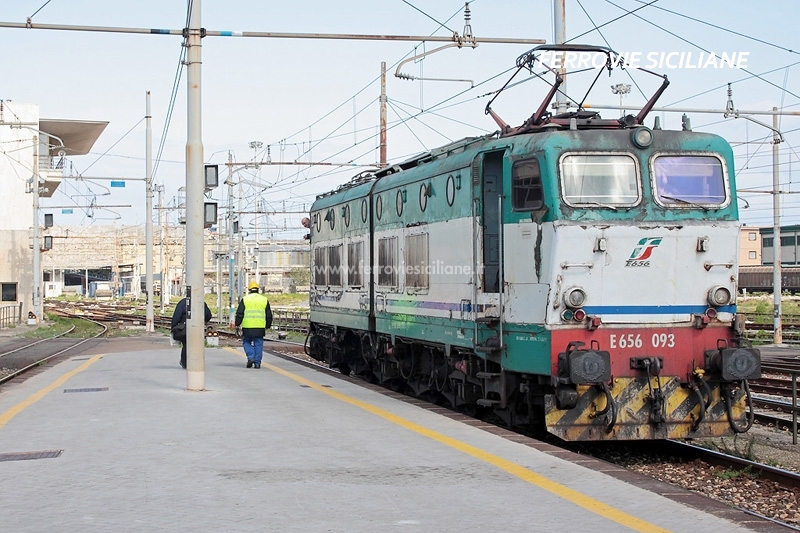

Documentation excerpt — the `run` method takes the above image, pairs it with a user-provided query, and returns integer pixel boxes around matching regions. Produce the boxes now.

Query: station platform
[0,337,784,532]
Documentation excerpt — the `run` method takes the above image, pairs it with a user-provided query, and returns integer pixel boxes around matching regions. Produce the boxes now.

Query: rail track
[43,300,309,336]
[0,318,107,385]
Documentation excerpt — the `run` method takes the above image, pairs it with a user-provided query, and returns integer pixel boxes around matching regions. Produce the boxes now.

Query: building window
[1,283,17,302]
[748,232,757,241]
[405,233,429,289]
[749,251,757,260]
[378,237,397,287]
[763,237,773,247]
[781,235,796,246]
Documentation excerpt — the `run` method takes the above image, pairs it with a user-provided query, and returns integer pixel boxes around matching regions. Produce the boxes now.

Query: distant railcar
[89,281,113,300]
[306,45,760,442]
[739,265,800,294]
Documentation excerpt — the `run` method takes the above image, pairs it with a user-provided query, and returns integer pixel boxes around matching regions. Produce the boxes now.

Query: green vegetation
[24,315,105,338]
[264,293,309,308]
[737,295,800,315]
[267,330,307,344]
[288,266,310,287]
[700,434,758,462]
[715,466,757,481]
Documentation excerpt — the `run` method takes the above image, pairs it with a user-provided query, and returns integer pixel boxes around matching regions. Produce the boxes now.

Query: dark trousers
[177,337,187,368]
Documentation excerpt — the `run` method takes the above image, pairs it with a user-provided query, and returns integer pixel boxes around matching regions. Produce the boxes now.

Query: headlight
[707,286,732,307]
[631,127,653,148]
[564,287,587,308]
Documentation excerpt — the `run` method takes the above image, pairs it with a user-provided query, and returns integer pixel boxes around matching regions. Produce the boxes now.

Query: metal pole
[185,0,205,389]
[773,106,783,345]
[158,185,166,313]
[553,0,567,115]
[380,61,387,168]
[793,373,797,445]
[145,91,154,332]
[498,195,504,349]
[216,210,222,325]
[32,135,42,321]
[0,21,545,46]
[227,153,235,326]
[581,104,800,117]
[238,174,244,300]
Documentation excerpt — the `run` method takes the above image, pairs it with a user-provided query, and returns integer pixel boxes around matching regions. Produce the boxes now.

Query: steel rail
[0,317,107,385]
[0,325,76,358]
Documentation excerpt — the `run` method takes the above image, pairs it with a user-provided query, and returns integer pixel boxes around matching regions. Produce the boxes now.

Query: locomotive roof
[312,134,494,209]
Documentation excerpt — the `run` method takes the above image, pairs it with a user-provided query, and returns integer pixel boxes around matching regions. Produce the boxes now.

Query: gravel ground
[613,424,800,526]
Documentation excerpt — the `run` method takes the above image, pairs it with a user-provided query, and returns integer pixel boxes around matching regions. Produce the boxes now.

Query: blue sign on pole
[110,181,125,188]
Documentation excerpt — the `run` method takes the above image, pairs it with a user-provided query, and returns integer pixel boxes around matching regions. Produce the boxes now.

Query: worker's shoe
[254,363,261,369]
[246,359,254,368]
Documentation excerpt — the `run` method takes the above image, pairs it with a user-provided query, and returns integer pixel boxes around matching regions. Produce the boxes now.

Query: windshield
[653,155,727,206]
[561,154,639,207]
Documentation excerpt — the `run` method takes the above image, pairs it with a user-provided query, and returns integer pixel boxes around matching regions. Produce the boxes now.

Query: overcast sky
[1,0,798,238]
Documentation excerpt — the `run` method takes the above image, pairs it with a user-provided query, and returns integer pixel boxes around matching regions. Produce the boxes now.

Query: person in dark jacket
[171,297,213,369]
[234,281,273,368]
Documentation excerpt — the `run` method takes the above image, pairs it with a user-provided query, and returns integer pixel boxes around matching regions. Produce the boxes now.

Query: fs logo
[626,237,662,267]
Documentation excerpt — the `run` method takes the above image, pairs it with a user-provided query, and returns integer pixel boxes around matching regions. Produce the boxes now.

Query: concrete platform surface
[0,342,778,532]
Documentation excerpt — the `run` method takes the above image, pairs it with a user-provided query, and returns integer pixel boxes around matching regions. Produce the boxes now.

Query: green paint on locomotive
[500,326,552,374]
[374,313,478,349]
[309,126,740,376]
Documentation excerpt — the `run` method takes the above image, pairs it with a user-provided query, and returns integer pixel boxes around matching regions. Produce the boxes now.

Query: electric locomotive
[306,45,760,441]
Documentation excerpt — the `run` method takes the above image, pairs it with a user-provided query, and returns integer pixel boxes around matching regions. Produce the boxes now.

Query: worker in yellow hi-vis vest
[234,281,273,368]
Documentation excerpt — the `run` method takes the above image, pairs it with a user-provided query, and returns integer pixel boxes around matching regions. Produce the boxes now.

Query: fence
[0,303,22,329]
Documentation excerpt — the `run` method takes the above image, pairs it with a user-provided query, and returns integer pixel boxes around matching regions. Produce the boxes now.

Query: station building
[0,101,107,325]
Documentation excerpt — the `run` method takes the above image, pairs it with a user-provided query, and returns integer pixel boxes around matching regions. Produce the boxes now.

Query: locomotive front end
[536,130,760,441]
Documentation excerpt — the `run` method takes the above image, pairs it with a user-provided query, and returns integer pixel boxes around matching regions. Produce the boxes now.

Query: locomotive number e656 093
[608,332,676,350]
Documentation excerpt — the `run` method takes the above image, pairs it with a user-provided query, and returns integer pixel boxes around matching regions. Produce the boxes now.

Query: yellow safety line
[0,353,105,431]
[225,347,669,532]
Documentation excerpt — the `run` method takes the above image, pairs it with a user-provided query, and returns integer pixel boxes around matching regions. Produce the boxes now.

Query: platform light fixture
[204,164,219,190]
[204,202,218,228]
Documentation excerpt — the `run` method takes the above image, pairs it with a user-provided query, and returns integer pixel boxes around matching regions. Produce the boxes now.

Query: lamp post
[248,141,262,289]
[611,83,631,117]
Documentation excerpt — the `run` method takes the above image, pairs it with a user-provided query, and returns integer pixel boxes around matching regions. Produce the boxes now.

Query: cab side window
[512,159,543,211]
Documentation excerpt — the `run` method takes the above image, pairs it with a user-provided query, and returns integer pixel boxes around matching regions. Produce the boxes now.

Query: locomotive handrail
[498,195,505,350]
[703,262,734,271]
[560,262,594,269]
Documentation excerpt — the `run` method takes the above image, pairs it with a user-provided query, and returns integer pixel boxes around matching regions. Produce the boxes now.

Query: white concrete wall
[0,102,39,317]
[0,102,37,228]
